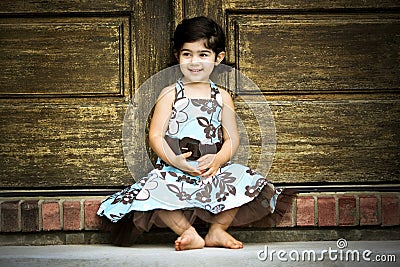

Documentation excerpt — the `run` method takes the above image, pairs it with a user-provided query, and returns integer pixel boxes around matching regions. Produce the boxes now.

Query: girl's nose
[191,55,201,63]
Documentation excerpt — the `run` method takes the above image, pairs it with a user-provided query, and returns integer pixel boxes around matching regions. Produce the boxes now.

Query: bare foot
[204,228,243,249]
[175,227,205,251]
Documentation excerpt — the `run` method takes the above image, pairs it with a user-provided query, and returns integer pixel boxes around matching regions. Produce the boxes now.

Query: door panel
[226,0,400,9]
[227,14,400,94]
[240,101,399,183]
[0,102,128,187]
[0,0,131,13]
[0,17,127,97]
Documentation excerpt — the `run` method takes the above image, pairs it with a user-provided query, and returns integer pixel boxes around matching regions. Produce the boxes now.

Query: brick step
[0,192,399,245]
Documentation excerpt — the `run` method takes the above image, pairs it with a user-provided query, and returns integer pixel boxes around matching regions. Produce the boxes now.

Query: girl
[97,16,292,251]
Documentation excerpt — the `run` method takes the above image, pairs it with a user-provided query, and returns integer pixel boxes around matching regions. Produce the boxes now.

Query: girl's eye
[182,52,191,57]
[200,53,209,57]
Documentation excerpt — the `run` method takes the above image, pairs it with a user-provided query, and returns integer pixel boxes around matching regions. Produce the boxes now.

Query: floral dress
[97,79,289,238]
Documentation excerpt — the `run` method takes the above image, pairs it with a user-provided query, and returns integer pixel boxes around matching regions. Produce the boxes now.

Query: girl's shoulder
[216,86,235,107]
[157,83,176,101]
[154,83,177,110]
[159,83,176,96]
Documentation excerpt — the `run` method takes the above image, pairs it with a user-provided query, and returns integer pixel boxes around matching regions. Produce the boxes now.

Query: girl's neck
[181,76,209,85]
[180,79,211,99]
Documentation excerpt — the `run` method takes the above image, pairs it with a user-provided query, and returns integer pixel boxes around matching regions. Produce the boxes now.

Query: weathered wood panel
[0,17,128,97]
[0,4,134,187]
[127,0,177,179]
[0,0,130,13]
[173,0,224,28]
[227,13,400,94]
[235,100,400,184]
[226,0,400,10]
[175,1,400,185]
[0,101,132,187]
[0,0,175,188]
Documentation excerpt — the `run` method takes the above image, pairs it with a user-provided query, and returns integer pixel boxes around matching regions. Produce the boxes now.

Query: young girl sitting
[97,16,292,251]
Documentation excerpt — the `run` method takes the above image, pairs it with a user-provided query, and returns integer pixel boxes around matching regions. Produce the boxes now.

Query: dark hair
[173,16,225,59]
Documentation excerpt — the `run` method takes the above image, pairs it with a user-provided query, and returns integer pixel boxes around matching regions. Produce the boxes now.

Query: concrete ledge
[1,227,400,246]
[1,241,399,267]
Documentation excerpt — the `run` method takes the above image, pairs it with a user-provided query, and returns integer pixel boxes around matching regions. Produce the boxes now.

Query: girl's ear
[174,49,179,61]
[215,51,225,65]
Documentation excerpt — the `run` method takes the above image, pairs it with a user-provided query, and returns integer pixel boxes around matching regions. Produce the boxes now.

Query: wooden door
[0,0,398,193]
[0,0,173,191]
[173,0,400,186]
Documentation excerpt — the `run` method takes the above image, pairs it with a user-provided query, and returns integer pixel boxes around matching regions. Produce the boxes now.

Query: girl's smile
[177,39,224,83]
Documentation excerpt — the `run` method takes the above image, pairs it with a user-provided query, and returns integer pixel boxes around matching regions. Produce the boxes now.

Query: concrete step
[0,240,399,267]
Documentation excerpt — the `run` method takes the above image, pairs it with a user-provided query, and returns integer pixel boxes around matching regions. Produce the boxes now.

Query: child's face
[177,39,225,83]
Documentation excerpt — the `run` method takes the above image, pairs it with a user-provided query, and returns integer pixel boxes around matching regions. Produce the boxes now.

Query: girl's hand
[196,154,222,179]
[172,152,202,177]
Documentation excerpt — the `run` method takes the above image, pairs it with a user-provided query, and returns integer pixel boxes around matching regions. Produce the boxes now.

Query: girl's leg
[157,210,205,250]
[204,207,243,249]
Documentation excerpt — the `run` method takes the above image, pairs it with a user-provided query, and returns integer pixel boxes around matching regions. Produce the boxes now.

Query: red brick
[21,200,39,232]
[296,196,315,226]
[63,201,82,230]
[1,201,20,232]
[338,196,357,226]
[42,201,61,231]
[84,199,103,230]
[318,196,336,226]
[359,195,378,226]
[381,196,400,226]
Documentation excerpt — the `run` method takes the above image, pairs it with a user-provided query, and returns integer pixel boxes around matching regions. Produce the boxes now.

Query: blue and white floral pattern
[97,79,282,223]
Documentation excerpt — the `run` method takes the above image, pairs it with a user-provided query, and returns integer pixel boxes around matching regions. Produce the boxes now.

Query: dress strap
[175,79,185,100]
[176,79,222,105]
[210,80,223,106]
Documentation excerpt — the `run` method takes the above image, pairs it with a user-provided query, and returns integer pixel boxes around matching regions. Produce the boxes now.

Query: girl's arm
[197,89,240,178]
[148,86,202,177]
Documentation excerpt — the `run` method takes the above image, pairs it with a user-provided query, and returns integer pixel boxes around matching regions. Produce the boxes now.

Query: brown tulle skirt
[106,186,296,247]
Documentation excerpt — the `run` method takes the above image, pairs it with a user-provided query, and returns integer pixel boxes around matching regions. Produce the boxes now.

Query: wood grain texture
[235,100,400,183]
[127,0,175,180]
[227,13,400,94]
[122,96,400,185]
[226,0,400,10]
[0,5,133,187]
[0,17,129,97]
[1,0,399,189]
[177,0,224,26]
[0,102,131,187]
[0,0,130,13]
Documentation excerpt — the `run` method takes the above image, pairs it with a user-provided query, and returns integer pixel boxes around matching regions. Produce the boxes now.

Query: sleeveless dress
[97,79,293,245]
